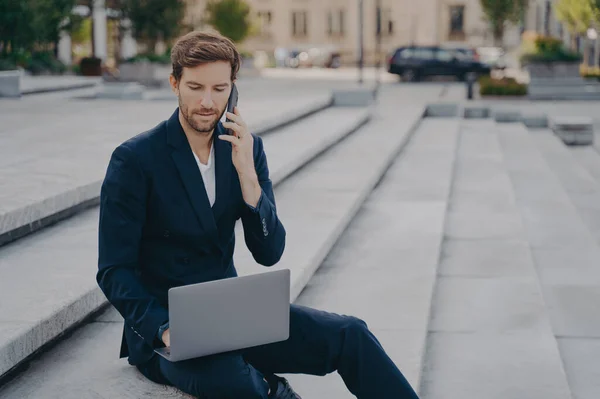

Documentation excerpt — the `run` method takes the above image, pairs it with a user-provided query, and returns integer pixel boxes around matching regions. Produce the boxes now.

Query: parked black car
[387,46,491,82]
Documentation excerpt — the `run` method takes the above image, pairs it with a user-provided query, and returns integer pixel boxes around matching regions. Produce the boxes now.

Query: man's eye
[215,88,225,92]
[189,86,200,90]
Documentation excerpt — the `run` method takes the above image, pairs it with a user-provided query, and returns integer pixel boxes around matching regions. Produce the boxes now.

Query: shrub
[479,76,528,96]
[581,66,600,80]
[0,58,17,71]
[520,34,582,65]
[27,51,67,75]
[535,36,563,54]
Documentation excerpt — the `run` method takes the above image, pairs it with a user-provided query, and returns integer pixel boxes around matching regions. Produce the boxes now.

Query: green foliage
[28,51,67,74]
[555,0,595,35]
[535,36,563,53]
[0,58,17,71]
[519,34,582,64]
[120,0,186,51]
[479,76,528,96]
[479,0,528,44]
[0,0,79,54]
[204,0,252,43]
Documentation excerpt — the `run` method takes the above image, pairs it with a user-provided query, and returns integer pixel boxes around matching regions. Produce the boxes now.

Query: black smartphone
[226,83,238,135]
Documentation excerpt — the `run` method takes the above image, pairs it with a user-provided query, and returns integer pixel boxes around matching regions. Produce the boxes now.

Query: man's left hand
[220,107,255,177]
[220,107,262,208]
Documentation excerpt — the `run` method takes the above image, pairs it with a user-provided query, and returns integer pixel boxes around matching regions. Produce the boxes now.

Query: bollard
[466,72,475,100]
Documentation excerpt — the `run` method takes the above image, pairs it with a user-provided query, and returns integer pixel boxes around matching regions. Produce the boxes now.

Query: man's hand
[220,107,255,177]
[220,107,261,208]
[161,328,171,347]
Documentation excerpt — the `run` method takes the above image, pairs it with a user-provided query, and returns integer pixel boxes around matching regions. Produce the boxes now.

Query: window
[327,9,345,36]
[376,7,394,36]
[436,49,454,62]
[292,11,308,37]
[413,48,435,60]
[257,11,272,35]
[449,5,464,33]
[449,5,465,40]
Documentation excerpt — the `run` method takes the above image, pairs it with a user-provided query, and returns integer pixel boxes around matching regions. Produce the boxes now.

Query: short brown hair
[170,31,241,82]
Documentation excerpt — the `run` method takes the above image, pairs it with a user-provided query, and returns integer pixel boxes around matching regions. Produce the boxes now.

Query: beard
[179,96,226,134]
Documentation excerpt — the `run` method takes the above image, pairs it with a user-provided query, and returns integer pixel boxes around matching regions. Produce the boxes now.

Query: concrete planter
[0,70,21,97]
[118,61,170,87]
[526,62,580,80]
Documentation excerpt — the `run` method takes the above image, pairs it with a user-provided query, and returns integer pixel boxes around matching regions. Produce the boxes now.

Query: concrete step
[0,92,332,247]
[497,121,600,398]
[0,98,427,398]
[420,120,573,399]
[283,117,460,397]
[0,106,369,382]
[527,128,600,399]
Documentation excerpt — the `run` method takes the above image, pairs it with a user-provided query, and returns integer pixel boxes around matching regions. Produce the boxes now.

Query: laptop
[154,268,290,362]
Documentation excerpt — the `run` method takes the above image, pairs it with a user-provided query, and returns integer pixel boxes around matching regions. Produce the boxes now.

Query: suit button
[163,230,170,238]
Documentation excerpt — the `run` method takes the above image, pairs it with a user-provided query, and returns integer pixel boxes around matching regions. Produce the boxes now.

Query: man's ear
[169,74,179,95]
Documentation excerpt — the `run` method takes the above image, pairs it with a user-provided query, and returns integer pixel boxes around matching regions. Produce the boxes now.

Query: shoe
[269,376,302,399]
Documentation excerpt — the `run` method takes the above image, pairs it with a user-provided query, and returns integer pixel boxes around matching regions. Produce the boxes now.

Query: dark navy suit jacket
[96,108,286,366]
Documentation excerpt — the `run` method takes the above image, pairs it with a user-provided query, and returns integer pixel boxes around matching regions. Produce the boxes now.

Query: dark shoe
[269,376,302,399]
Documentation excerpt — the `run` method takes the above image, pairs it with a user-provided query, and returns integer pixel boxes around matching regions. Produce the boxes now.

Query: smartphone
[226,83,238,135]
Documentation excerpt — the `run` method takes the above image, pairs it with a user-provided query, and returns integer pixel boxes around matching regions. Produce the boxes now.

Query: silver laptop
[154,268,290,362]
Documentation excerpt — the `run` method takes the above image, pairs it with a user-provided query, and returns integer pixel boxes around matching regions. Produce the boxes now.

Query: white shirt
[192,143,216,207]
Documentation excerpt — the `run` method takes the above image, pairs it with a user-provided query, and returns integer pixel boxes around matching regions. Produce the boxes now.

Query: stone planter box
[526,62,580,80]
[0,70,21,97]
[118,61,170,87]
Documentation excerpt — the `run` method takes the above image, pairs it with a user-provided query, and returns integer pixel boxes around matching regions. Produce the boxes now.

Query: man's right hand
[161,328,171,347]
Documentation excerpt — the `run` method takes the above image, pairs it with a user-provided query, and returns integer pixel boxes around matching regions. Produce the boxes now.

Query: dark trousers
[137,304,420,399]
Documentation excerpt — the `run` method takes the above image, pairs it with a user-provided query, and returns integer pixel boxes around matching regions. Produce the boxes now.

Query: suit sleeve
[96,144,168,348]
[241,135,286,266]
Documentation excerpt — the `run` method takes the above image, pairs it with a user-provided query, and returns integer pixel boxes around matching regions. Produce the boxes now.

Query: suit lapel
[212,122,233,221]
[166,109,218,241]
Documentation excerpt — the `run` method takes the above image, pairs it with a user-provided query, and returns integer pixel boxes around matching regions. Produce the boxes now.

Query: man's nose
[200,93,214,108]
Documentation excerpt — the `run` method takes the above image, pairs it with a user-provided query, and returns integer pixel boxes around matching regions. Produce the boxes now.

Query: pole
[358,0,364,85]
[375,0,382,97]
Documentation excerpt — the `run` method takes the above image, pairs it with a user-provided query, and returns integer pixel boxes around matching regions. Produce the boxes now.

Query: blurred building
[185,0,523,66]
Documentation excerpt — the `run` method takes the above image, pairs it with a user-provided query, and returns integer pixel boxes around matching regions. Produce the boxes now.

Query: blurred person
[96,30,420,399]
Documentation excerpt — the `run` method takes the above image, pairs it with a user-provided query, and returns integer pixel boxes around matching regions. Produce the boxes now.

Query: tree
[120,0,186,53]
[204,0,252,43]
[556,0,594,63]
[0,0,78,56]
[480,0,529,46]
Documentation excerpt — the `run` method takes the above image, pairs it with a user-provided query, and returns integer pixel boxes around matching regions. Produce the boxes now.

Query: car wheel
[402,69,417,82]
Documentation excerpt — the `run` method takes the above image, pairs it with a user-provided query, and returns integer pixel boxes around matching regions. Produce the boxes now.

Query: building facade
[185,0,522,65]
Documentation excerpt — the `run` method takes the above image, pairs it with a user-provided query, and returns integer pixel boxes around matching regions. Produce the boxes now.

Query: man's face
[170,61,232,135]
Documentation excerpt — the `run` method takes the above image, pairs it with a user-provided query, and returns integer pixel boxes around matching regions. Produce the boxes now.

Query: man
[97,31,420,399]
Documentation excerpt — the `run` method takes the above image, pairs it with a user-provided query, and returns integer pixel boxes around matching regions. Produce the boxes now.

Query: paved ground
[2,75,600,398]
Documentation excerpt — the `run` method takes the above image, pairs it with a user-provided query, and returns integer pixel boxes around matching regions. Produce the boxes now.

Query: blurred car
[387,45,491,82]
